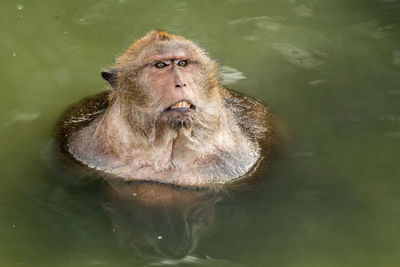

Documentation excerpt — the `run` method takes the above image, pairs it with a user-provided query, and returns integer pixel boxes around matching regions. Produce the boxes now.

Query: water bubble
[17,4,23,10]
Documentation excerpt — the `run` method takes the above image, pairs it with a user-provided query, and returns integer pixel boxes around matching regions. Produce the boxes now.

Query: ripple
[219,66,246,85]
[293,4,313,17]
[393,49,400,66]
[309,79,327,86]
[174,2,188,12]
[244,35,260,42]
[152,256,200,266]
[349,20,388,39]
[229,16,284,32]
[378,115,400,121]
[388,90,400,95]
[151,255,246,266]
[5,112,41,126]
[75,1,116,25]
[255,20,284,32]
[272,43,325,69]
[385,132,400,137]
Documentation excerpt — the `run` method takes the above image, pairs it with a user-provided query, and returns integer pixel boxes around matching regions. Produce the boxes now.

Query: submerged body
[56,31,277,186]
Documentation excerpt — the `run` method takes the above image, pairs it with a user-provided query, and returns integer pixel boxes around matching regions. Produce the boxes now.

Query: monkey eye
[155,62,168,69]
[177,60,188,67]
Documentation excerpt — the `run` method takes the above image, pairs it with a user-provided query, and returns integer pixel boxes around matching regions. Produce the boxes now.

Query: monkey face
[131,43,212,129]
[102,32,222,132]
[138,45,203,104]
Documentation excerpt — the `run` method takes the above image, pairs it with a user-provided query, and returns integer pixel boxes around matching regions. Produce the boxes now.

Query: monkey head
[101,31,222,132]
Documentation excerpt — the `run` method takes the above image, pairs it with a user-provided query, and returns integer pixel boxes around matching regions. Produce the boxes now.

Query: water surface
[1,0,400,266]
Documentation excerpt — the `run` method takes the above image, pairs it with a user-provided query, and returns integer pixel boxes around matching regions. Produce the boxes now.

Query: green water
[1,0,400,266]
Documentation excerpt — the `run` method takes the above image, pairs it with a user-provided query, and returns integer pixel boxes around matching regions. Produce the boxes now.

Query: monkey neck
[95,98,156,150]
[94,97,233,168]
[67,92,261,185]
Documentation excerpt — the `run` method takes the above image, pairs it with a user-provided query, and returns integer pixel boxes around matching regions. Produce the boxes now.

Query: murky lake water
[1,0,400,266]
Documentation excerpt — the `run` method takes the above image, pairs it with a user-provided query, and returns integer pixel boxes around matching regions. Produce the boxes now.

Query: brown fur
[56,31,278,186]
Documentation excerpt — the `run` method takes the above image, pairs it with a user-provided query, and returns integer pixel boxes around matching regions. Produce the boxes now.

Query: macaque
[57,30,277,186]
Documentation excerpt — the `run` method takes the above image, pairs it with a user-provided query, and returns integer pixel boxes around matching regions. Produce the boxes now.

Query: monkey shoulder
[56,90,110,153]
[222,89,277,148]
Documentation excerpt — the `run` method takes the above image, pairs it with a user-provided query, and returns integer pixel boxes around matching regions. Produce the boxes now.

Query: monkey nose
[175,82,187,88]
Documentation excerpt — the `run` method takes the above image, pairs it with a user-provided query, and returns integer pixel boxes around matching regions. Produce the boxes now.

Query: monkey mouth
[165,100,196,113]
[160,100,195,130]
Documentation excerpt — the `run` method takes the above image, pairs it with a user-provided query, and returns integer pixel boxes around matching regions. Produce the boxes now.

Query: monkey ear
[101,70,117,88]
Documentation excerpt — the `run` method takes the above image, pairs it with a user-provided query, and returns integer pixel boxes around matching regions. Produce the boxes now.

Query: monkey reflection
[102,180,221,260]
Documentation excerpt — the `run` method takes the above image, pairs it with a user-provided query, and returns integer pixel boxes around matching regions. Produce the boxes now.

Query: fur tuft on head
[115,31,211,71]
[118,31,185,63]
[153,30,173,40]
